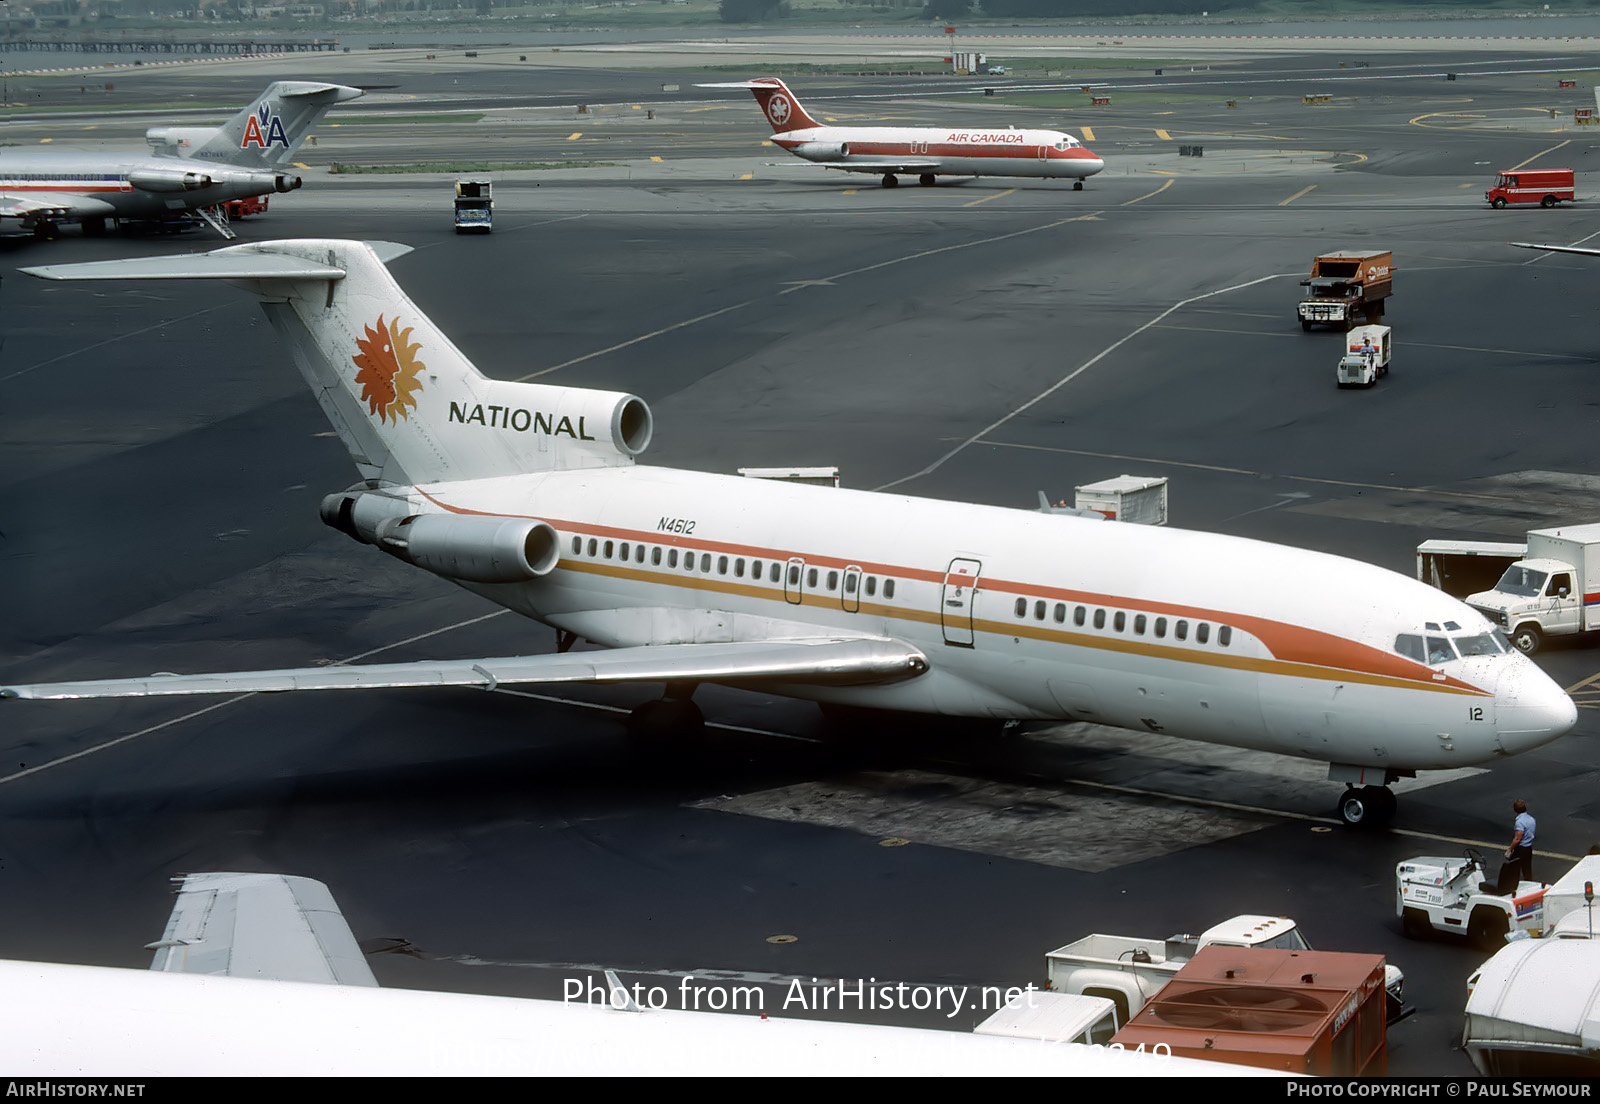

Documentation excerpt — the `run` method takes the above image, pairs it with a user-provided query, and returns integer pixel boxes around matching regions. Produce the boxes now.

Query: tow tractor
[1396,848,1547,949]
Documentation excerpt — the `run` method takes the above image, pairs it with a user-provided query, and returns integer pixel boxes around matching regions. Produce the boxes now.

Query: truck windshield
[1258,929,1311,951]
[1494,566,1547,597]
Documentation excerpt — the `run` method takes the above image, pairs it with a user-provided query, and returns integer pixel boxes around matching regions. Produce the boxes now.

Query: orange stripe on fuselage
[417,488,1488,698]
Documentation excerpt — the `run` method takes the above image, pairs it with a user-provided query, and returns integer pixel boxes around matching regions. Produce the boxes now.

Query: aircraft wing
[0,192,117,220]
[1511,241,1600,258]
[146,872,377,987]
[1,637,928,701]
[816,160,945,173]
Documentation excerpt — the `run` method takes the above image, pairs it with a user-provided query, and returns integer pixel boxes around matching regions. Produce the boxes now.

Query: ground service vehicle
[1336,324,1391,387]
[453,180,492,233]
[1466,522,1600,653]
[222,196,268,220]
[1298,250,1393,330]
[1543,856,1600,938]
[1397,848,1547,948]
[1464,937,1600,1074]
[973,991,1119,1046]
[1486,168,1575,209]
[1047,915,1405,1028]
[1112,945,1389,1076]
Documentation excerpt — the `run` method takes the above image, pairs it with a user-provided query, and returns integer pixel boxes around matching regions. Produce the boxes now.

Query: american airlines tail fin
[20,240,652,487]
[148,82,364,169]
[697,78,823,134]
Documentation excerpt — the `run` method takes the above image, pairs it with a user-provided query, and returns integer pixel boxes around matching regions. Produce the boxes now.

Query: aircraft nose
[1494,656,1577,754]
[1076,149,1105,176]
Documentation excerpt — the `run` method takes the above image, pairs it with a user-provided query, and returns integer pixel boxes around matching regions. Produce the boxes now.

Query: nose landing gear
[1336,785,1397,829]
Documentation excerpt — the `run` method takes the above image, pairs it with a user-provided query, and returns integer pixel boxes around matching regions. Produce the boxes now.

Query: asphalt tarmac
[4,38,1600,1075]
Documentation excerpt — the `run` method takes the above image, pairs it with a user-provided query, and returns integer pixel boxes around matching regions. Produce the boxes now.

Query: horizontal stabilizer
[147,873,377,987]
[20,240,412,283]
[694,81,776,90]
[1510,241,1600,258]
[1,637,929,701]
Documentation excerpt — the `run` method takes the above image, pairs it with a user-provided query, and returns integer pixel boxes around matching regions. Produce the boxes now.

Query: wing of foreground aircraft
[2,638,928,701]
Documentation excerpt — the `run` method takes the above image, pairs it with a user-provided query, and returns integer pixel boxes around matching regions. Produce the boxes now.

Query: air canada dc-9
[2,240,1574,829]
[701,78,1104,190]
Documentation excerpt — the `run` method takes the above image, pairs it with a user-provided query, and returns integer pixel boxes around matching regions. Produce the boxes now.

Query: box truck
[1465,522,1600,653]
[1486,168,1575,209]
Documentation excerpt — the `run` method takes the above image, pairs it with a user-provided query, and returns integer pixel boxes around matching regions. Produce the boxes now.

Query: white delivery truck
[453,179,493,233]
[1046,914,1406,1028]
[1335,324,1391,388]
[1465,522,1600,653]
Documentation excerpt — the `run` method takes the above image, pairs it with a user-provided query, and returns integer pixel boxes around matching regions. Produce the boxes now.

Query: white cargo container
[1463,938,1600,1074]
[1073,475,1168,525]
[1466,522,1600,653]
[1543,856,1600,937]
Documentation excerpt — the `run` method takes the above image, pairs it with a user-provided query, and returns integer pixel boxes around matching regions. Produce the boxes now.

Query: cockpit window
[1496,566,1548,598]
[1395,634,1426,663]
[1454,633,1503,657]
[1426,636,1456,665]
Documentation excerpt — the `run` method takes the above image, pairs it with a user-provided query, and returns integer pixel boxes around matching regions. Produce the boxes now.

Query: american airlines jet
[3,240,1576,829]
[0,81,361,239]
[700,78,1104,189]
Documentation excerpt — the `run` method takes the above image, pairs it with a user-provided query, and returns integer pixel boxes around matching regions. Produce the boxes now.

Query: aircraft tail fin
[21,240,653,487]
[185,82,364,168]
[697,78,822,134]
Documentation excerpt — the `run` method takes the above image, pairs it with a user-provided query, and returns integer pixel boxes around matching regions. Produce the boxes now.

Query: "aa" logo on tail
[241,104,290,149]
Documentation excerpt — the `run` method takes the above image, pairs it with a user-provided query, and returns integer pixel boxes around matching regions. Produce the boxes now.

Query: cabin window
[807,568,818,588]
[1074,606,1086,627]
[572,537,581,555]
[1196,623,1210,645]
[587,539,597,557]
[652,547,662,566]
[700,553,711,573]
[1134,614,1146,635]
[884,579,896,600]
[1031,600,1043,621]
[771,563,782,583]
[866,577,877,597]
[619,542,630,560]
[636,545,645,564]
[1113,612,1126,633]
[751,559,762,579]
[734,558,745,578]
[789,564,800,587]
[826,571,838,591]
[667,549,678,568]
[1053,603,1066,623]
[1015,598,1028,618]
[603,540,614,559]
[1093,609,1106,630]
[717,555,728,575]
[1218,626,1232,647]
[1155,617,1167,638]
[1175,620,1188,641]
[1394,634,1425,663]
[845,573,857,594]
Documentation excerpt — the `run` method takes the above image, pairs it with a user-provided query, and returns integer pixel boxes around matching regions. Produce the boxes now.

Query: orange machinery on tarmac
[1110,944,1388,1076]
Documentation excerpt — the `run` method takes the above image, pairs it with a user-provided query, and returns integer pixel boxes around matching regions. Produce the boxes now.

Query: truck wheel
[1492,197,1507,209]
[1300,319,1311,332]
[1511,625,1542,655]
[1541,195,1556,208]
[1468,908,1510,950]
[1401,907,1432,940]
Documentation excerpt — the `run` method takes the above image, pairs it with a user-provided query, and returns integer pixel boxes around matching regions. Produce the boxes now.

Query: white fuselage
[0,149,295,221]
[400,464,1573,773]
[773,125,1105,179]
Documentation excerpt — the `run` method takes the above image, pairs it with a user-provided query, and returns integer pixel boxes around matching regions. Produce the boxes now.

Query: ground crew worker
[1502,799,1537,889]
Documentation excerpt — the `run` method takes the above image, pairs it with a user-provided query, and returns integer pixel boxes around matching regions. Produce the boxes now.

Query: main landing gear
[881,173,899,189]
[1073,180,1084,191]
[918,173,936,187]
[1336,785,1397,829]
[626,681,704,743]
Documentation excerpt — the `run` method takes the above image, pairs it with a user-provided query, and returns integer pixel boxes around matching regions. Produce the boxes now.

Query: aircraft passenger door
[941,558,982,647]
[784,557,805,605]
[1038,141,1049,162]
[842,566,862,613]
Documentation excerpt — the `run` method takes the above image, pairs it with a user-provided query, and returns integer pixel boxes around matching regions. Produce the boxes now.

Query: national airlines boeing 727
[2,240,1575,829]
[700,78,1104,189]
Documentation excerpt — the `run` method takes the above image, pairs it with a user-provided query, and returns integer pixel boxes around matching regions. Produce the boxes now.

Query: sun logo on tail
[352,314,425,423]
